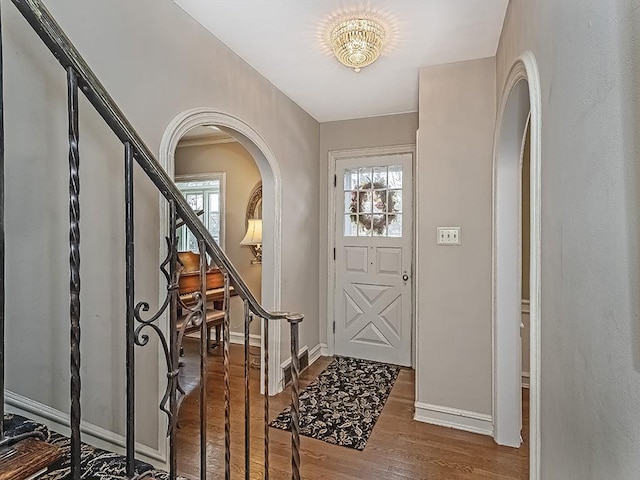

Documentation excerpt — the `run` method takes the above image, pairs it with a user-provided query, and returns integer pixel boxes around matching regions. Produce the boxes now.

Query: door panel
[334,153,413,366]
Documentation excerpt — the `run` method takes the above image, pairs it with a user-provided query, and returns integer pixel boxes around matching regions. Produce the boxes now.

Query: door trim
[326,144,416,362]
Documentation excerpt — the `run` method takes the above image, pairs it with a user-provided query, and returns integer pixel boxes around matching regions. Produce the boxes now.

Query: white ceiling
[174,0,508,122]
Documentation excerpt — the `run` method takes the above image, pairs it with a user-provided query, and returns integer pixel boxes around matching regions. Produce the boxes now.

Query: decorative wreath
[349,181,398,234]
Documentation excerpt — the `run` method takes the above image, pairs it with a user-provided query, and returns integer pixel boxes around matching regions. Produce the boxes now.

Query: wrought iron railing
[0,1,304,479]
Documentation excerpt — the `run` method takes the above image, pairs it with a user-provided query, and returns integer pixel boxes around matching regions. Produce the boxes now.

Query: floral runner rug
[269,356,401,451]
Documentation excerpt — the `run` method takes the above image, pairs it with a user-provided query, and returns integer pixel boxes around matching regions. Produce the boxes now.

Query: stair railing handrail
[11,0,285,322]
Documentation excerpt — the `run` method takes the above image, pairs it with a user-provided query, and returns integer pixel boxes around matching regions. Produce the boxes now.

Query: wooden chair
[176,305,225,353]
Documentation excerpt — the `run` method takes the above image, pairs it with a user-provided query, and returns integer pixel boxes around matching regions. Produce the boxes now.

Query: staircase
[0,1,304,479]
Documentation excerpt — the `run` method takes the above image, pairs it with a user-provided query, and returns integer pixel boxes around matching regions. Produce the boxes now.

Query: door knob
[402,273,409,281]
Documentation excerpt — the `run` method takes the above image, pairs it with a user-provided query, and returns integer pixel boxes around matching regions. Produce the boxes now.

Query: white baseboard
[4,390,166,469]
[414,402,493,436]
[522,371,530,389]
[320,343,330,357]
[229,331,261,347]
[308,343,323,366]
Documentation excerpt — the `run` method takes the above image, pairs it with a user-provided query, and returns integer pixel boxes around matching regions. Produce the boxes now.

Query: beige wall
[498,0,640,476]
[318,113,418,346]
[416,57,496,415]
[2,0,319,452]
[175,141,262,336]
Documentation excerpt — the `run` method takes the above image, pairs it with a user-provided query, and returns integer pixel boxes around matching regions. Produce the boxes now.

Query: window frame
[175,172,226,251]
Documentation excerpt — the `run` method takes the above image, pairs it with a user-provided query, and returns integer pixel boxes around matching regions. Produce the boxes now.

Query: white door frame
[326,144,416,361]
[492,52,542,480]
[158,109,283,398]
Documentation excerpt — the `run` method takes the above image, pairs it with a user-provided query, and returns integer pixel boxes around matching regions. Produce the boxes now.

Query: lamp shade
[240,219,262,246]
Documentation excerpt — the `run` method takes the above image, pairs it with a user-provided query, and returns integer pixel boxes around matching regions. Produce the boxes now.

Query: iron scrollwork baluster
[133,237,176,430]
[176,291,205,363]
[132,200,180,480]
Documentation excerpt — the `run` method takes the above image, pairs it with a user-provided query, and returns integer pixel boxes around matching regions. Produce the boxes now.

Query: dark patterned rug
[3,413,183,479]
[269,356,400,450]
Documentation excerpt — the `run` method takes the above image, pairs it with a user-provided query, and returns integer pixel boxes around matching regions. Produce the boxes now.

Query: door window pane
[387,165,403,188]
[344,169,359,190]
[358,191,373,213]
[388,214,402,237]
[358,167,372,186]
[372,166,387,185]
[389,190,402,213]
[344,214,358,237]
[372,215,386,237]
[343,164,403,238]
[372,190,386,214]
[345,191,356,214]
[357,215,372,236]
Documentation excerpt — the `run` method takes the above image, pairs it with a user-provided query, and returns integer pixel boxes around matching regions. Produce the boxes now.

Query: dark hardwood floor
[176,339,529,479]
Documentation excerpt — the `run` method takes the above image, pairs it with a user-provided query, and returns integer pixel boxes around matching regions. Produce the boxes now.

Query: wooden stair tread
[0,437,62,480]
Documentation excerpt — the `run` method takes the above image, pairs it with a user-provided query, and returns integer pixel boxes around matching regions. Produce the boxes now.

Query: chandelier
[329,17,386,72]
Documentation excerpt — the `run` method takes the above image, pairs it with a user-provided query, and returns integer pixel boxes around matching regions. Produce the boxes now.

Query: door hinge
[333,247,336,260]
[333,321,336,334]
[333,174,337,188]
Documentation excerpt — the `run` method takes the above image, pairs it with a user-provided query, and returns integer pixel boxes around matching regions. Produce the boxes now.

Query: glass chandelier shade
[329,17,386,72]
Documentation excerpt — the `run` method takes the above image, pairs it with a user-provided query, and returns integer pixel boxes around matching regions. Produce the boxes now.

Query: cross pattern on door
[344,281,403,347]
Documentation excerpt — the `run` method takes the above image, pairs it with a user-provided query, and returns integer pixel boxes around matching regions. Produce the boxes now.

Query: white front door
[334,153,413,366]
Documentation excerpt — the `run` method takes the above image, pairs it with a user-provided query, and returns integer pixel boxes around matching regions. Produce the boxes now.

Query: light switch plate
[437,227,461,245]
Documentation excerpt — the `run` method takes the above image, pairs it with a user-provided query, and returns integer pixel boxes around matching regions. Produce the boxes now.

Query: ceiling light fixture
[329,16,386,73]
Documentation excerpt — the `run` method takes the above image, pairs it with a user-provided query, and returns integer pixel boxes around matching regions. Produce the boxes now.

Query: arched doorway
[493,52,542,479]
[159,108,283,397]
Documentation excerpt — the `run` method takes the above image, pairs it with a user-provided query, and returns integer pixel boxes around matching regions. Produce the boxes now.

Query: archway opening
[174,125,263,359]
[493,53,542,479]
[495,78,529,448]
[159,109,284,398]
